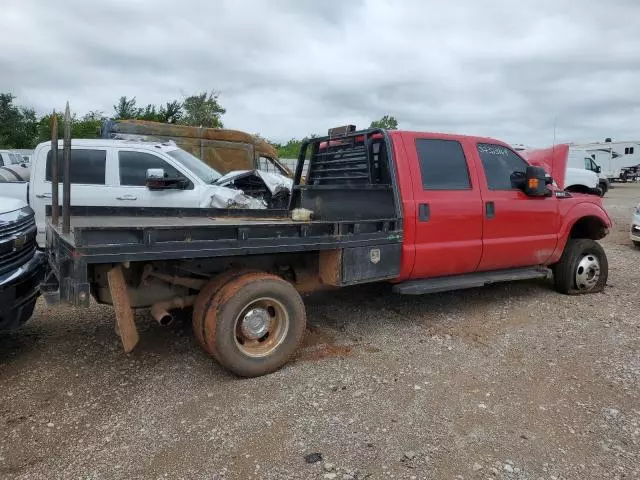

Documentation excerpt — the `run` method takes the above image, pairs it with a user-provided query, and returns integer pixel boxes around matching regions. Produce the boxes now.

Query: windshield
[167,148,222,183]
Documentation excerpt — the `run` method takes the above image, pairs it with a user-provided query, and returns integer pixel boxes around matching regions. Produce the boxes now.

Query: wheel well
[569,216,608,240]
[565,184,590,194]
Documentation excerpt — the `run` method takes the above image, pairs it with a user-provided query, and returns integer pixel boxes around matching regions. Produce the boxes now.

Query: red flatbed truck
[44,125,612,377]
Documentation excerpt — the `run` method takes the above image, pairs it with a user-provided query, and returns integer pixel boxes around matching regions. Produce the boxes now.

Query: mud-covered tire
[553,239,608,295]
[202,272,306,377]
[634,241,640,249]
[192,269,258,353]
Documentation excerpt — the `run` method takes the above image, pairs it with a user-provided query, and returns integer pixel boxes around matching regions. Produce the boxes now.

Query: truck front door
[474,143,560,271]
[405,134,484,278]
[115,149,202,208]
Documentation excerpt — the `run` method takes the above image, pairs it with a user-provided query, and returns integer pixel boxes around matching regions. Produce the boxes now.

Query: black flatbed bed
[44,128,405,309]
[47,206,402,264]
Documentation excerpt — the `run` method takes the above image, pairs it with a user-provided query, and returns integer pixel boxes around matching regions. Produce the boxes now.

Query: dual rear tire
[193,272,306,377]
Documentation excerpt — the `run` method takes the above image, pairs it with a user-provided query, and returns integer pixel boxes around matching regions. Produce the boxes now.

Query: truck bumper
[0,250,46,330]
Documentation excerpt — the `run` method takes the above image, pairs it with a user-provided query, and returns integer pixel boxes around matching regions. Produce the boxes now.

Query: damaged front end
[213,170,293,209]
[145,165,292,210]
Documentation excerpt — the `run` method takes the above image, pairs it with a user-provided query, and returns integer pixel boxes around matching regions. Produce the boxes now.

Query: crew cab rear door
[32,146,112,246]
[402,133,484,278]
[473,142,560,271]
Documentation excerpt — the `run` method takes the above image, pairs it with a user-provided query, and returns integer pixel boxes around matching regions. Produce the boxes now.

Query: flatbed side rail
[45,205,291,219]
[49,217,402,263]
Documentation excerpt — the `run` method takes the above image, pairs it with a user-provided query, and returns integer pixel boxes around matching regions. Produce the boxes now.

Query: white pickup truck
[2,139,292,248]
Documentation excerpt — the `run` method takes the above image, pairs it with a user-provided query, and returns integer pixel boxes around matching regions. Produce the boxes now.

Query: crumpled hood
[202,185,266,209]
[521,144,569,189]
[215,170,293,194]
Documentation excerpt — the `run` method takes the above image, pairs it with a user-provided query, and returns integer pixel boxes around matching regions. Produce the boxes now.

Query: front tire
[202,272,306,377]
[598,181,608,196]
[633,241,640,249]
[553,239,608,294]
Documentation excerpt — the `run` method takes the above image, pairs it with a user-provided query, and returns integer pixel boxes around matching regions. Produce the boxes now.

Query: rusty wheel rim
[234,297,289,358]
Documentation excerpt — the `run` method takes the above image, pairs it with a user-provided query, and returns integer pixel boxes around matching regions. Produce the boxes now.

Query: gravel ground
[1,184,639,480]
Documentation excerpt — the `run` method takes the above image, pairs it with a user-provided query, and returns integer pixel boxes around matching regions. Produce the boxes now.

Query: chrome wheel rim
[575,254,601,291]
[234,297,289,358]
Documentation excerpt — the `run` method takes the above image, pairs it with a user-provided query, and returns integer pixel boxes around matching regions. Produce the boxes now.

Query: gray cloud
[2,0,640,146]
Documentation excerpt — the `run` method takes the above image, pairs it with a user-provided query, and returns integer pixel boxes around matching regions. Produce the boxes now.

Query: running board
[392,267,550,295]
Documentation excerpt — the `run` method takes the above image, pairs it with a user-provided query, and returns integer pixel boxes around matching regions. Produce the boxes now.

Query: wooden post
[107,265,140,353]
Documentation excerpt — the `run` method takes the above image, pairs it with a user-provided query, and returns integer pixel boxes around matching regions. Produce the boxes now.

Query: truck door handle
[36,193,52,199]
[116,195,137,201]
[418,203,430,222]
[485,201,495,219]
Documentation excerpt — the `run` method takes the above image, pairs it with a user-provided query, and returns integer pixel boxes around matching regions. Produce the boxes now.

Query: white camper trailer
[571,141,640,181]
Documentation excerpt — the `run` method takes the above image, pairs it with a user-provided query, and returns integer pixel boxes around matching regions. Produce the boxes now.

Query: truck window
[46,149,107,185]
[118,151,183,186]
[257,156,278,173]
[477,143,528,190]
[256,155,290,176]
[415,139,471,190]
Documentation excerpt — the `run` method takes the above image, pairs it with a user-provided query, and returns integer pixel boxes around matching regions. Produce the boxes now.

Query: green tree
[37,109,105,144]
[273,134,320,159]
[137,104,160,121]
[181,91,226,128]
[113,96,140,120]
[158,100,183,124]
[370,115,399,130]
[0,93,39,148]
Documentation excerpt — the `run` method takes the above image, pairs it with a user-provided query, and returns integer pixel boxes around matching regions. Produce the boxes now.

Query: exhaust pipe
[149,296,196,327]
[150,305,174,326]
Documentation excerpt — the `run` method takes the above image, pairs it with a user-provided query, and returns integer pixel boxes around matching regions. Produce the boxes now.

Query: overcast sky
[2,0,640,146]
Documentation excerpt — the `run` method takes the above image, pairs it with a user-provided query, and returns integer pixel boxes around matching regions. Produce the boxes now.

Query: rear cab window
[46,149,107,184]
[415,138,471,190]
[476,143,529,190]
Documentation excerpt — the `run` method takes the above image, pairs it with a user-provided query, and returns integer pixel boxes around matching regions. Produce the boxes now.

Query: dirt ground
[1,184,639,480]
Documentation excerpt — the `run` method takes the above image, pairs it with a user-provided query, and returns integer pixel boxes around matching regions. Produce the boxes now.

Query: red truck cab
[384,131,611,292]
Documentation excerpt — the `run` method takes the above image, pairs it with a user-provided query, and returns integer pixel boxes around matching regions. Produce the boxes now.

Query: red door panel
[480,190,559,270]
[473,142,560,271]
[402,134,484,279]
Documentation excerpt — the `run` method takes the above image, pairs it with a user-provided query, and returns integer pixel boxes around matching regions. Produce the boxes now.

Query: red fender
[547,201,612,264]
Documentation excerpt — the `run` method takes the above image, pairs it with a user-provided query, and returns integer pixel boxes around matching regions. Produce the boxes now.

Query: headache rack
[291,127,401,222]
